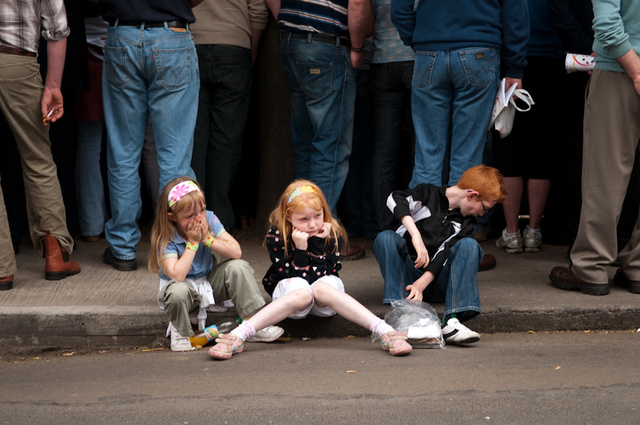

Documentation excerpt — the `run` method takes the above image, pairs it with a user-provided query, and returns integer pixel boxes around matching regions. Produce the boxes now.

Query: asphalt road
[1,331,639,425]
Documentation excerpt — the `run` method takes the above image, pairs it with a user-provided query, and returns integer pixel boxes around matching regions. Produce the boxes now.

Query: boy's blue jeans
[373,230,482,322]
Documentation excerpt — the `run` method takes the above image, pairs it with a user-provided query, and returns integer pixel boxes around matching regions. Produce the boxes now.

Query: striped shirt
[0,0,70,54]
[278,0,349,38]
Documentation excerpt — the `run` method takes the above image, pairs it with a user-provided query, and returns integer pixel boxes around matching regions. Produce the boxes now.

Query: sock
[442,313,457,327]
[526,225,541,233]
[231,321,256,341]
[369,318,394,338]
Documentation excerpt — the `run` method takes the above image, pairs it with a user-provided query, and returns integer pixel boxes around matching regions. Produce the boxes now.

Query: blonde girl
[149,177,283,352]
[208,179,412,359]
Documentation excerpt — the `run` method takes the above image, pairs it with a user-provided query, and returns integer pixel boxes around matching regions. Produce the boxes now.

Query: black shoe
[613,268,640,294]
[102,247,137,271]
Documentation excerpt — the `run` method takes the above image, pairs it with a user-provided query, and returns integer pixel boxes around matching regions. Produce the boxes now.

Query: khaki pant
[158,259,266,337]
[0,53,73,276]
[571,69,640,283]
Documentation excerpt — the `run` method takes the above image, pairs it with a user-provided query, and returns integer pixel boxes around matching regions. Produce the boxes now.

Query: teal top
[592,0,640,72]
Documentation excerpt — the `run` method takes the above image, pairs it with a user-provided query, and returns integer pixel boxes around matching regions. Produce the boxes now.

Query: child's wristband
[203,235,214,248]
[186,241,199,252]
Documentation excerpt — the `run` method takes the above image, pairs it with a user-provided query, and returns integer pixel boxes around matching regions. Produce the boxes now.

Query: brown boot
[43,230,81,280]
[0,275,13,291]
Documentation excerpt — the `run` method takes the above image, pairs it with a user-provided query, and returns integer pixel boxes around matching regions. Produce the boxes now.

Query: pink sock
[231,321,256,341]
[369,318,394,338]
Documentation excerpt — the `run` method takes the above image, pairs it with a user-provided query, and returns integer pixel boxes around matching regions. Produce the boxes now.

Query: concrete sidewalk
[1,230,638,355]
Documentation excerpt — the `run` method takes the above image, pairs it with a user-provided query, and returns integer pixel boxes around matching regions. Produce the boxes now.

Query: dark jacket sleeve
[388,184,433,221]
[423,217,475,277]
[501,0,530,79]
[390,0,416,46]
[549,0,594,54]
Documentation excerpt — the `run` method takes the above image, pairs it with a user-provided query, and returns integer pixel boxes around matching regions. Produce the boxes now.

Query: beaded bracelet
[203,235,215,248]
[186,241,199,252]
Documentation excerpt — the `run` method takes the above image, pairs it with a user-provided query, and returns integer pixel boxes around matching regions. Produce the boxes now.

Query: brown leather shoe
[0,275,13,291]
[549,266,609,295]
[613,268,640,294]
[478,253,496,272]
[342,243,366,261]
[43,230,81,280]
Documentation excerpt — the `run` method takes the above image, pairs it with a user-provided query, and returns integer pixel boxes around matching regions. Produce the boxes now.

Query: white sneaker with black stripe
[442,318,480,345]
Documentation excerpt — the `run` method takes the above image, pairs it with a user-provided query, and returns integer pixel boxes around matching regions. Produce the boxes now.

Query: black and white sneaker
[442,318,480,345]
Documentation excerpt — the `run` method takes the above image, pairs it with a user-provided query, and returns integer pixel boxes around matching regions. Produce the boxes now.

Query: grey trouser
[571,69,640,283]
[0,54,74,276]
[158,259,266,337]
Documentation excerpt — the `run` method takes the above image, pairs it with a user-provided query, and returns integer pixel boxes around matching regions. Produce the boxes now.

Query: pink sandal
[208,334,245,360]
[380,331,413,356]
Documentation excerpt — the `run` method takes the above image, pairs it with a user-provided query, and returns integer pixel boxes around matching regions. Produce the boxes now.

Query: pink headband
[168,180,201,208]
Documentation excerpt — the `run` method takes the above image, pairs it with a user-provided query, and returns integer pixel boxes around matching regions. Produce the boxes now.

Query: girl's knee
[311,280,344,305]
[224,259,254,277]
[162,281,195,310]
[288,288,314,309]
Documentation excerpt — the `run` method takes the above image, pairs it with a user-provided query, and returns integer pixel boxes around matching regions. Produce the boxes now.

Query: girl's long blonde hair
[266,179,348,258]
[148,176,206,275]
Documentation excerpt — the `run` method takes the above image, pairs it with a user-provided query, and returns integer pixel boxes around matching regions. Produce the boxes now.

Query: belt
[282,32,351,49]
[0,45,36,57]
[108,19,188,29]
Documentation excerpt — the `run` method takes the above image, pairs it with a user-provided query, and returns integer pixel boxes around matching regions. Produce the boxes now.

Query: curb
[3,304,639,355]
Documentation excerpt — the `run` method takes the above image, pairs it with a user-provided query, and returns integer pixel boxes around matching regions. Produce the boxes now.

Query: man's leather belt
[282,32,351,49]
[0,45,36,57]
[108,20,188,29]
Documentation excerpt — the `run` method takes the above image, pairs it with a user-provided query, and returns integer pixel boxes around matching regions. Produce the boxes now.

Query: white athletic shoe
[170,324,195,352]
[246,325,285,343]
[442,318,480,345]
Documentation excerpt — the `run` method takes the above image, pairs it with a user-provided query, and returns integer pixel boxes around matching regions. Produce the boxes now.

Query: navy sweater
[391,0,529,79]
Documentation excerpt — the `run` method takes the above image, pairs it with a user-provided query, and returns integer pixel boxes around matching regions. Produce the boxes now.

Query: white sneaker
[496,228,523,254]
[170,324,195,352]
[523,226,542,253]
[442,318,480,345]
[246,325,284,343]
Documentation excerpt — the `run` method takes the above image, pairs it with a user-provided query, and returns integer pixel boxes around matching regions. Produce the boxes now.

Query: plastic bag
[489,78,517,130]
[384,300,445,349]
[490,78,535,139]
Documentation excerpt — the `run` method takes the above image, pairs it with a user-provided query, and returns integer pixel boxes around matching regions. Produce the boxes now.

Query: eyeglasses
[477,194,489,215]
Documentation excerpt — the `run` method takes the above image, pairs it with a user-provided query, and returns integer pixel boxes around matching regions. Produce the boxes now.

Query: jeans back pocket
[412,52,437,89]
[104,46,129,88]
[153,46,192,90]
[458,48,497,87]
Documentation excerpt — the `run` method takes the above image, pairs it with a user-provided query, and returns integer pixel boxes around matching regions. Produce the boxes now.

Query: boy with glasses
[373,165,506,345]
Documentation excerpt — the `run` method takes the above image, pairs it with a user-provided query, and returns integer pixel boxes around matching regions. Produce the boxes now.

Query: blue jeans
[75,120,107,237]
[192,44,253,230]
[410,48,499,187]
[102,23,199,259]
[373,230,482,322]
[279,34,357,212]
[369,61,415,233]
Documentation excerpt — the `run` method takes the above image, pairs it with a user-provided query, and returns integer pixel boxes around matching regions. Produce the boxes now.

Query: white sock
[231,321,256,341]
[369,318,394,338]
